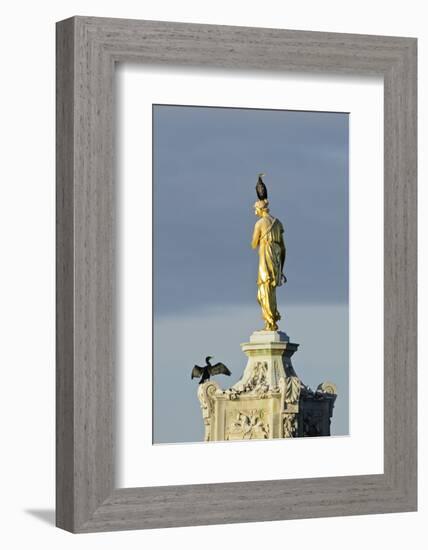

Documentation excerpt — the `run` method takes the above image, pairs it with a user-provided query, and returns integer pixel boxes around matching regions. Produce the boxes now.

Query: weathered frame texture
[56,16,417,533]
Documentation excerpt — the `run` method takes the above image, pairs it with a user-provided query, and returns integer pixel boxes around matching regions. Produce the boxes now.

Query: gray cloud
[154,105,349,316]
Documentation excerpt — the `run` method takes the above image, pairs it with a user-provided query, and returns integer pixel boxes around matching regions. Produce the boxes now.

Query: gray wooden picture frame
[56,16,417,533]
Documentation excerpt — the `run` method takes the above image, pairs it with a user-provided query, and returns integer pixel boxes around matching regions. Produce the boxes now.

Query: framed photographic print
[56,16,417,532]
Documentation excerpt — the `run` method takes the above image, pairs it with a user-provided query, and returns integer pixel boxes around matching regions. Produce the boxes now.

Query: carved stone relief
[302,410,323,437]
[283,413,298,438]
[284,376,301,404]
[226,409,270,440]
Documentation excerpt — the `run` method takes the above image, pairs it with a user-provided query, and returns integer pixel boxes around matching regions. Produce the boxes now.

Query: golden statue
[252,176,286,331]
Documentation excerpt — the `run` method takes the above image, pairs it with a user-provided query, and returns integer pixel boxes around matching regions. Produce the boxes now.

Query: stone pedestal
[197,330,337,442]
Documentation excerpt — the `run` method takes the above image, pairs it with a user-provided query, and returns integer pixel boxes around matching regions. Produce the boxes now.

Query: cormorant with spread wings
[191,356,231,385]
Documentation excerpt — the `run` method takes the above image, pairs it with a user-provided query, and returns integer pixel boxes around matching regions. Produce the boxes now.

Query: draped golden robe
[252,215,285,331]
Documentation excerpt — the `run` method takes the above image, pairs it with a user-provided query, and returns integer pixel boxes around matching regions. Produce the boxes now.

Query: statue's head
[254,199,269,217]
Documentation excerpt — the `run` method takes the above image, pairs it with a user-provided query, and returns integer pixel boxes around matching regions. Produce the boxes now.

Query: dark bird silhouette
[255,173,268,200]
[191,356,231,385]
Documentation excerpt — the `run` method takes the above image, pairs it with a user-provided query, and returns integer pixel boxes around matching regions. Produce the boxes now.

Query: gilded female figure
[251,199,286,331]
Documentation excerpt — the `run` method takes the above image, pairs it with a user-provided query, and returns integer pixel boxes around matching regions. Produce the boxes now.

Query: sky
[152,105,349,443]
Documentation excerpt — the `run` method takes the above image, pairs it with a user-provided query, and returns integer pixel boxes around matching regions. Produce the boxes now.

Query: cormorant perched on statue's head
[256,173,268,201]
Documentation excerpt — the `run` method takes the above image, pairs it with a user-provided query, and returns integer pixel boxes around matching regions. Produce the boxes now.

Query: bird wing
[208,362,231,376]
[191,365,204,379]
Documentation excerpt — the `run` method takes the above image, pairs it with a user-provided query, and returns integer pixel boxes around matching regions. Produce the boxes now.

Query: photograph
[152,104,349,444]
[0,3,418,542]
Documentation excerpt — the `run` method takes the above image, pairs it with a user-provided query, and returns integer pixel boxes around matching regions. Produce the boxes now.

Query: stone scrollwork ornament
[316,381,337,395]
[197,381,221,442]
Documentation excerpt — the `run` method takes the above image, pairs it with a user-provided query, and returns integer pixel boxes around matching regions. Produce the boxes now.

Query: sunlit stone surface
[197,330,337,442]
